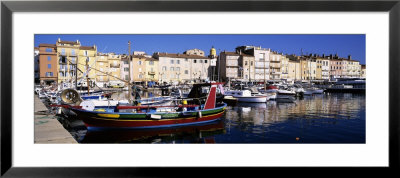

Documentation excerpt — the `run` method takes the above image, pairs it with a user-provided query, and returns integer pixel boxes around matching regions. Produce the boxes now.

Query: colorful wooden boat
[69,83,227,129]
[81,119,225,143]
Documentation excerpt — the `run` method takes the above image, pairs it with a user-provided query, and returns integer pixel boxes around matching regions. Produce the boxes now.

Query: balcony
[148,71,156,75]
[270,66,281,69]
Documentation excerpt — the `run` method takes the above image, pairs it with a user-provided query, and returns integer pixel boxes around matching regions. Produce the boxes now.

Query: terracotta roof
[80,46,95,50]
[39,43,56,47]
[156,53,209,59]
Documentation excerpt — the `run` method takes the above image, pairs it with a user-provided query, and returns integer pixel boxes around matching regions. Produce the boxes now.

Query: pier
[34,95,77,143]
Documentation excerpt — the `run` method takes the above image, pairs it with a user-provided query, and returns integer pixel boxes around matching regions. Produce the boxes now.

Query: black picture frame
[1,0,399,177]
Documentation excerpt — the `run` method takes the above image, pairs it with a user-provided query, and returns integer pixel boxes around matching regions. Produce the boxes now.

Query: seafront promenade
[34,95,77,143]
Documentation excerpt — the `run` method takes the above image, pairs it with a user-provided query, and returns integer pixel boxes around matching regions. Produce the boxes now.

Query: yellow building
[346,56,361,78]
[132,55,147,83]
[269,52,282,81]
[78,45,97,87]
[145,57,159,83]
[95,53,110,87]
[315,57,323,80]
[288,59,300,82]
[107,53,123,87]
[300,57,316,81]
[56,38,80,85]
[280,55,289,81]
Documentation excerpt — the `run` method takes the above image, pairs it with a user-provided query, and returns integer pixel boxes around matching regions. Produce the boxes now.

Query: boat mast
[86,57,90,95]
[263,52,266,89]
[75,61,78,90]
[128,41,132,104]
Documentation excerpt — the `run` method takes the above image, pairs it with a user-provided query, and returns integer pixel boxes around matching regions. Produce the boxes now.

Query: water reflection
[80,119,225,143]
[63,92,365,143]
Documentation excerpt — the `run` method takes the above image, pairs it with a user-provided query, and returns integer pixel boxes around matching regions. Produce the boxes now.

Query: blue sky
[35,34,366,64]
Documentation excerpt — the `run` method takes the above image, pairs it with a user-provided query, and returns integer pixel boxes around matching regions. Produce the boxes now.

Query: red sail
[204,85,216,110]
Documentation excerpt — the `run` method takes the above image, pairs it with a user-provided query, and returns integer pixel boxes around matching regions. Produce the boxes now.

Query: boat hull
[236,96,268,103]
[71,104,227,129]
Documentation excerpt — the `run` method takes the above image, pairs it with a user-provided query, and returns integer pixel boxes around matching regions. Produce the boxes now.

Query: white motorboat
[277,89,296,95]
[225,90,269,103]
[258,85,279,94]
[255,92,277,101]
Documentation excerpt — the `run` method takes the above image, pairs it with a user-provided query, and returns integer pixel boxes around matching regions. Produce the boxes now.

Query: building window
[200,60,203,63]
[124,68,129,71]
[48,64,51,69]
[45,48,52,52]
[61,48,65,55]
[251,61,253,66]
[245,61,248,65]
[185,58,188,62]
[185,70,188,74]
[47,56,51,61]
[205,60,208,63]
[162,66,167,71]
[149,61,154,65]
[171,74,175,78]
[84,50,88,56]
[71,49,75,56]
[138,61,142,65]
[194,60,197,63]
[71,57,76,64]
[177,60,180,64]
[260,53,265,61]
[170,67,174,71]
[170,60,174,64]
[124,61,129,64]
[176,67,180,71]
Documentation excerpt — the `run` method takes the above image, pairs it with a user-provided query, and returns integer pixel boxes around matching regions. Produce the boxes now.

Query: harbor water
[59,91,365,143]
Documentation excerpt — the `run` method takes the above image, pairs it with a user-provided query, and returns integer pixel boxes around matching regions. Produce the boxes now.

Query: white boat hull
[277,90,296,95]
[235,96,268,103]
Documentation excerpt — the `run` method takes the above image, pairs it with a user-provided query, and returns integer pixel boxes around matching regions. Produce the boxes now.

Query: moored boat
[304,87,324,95]
[225,90,269,103]
[67,83,227,129]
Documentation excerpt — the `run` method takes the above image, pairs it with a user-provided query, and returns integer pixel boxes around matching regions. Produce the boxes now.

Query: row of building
[220,46,366,83]
[34,39,366,87]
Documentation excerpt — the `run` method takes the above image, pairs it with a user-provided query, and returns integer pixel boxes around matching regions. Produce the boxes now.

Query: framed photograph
[1,0,399,177]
